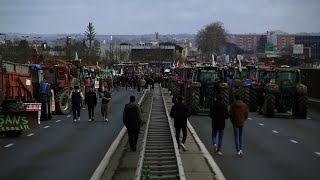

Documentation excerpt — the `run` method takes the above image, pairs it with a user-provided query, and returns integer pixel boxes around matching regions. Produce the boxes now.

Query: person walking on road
[70,86,84,122]
[209,96,229,155]
[229,94,248,156]
[101,88,112,121]
[123,96,142,151]
[170,95,191,151]
[85,86,97,122]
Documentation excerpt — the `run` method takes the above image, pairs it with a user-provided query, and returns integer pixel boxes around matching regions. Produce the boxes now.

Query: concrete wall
[300,68,320,99]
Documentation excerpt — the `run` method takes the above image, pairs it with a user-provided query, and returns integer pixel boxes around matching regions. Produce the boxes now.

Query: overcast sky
[0,0,319,35]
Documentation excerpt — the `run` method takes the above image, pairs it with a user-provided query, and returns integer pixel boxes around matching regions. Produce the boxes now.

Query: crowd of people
[69,71,249,157]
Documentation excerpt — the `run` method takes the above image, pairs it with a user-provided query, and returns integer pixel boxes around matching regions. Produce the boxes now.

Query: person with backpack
[70,86,84,122]
[229,94,248,156]
[101,87,112,121]
[209,96,229,155]
[85,86,97,122]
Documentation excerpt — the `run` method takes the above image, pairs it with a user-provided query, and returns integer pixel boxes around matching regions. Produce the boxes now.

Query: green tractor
[263,67,308,118]
[184,65,229,114]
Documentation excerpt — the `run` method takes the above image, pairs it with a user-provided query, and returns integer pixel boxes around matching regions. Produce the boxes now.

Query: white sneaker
[217,151,223,155]
[88,119,92,122]
[213,144,218,153]
[237,151,242,156]
[77,117,80,122]
[239,150,243,155]
[180,143,187,152]
[73,119,77,122]
[105,118,108,122]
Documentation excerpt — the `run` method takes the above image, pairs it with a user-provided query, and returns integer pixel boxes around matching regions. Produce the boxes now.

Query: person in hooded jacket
[170,95,191,151]
[123,96,142,151]
[209,96,229,155]
[229,94,248,156]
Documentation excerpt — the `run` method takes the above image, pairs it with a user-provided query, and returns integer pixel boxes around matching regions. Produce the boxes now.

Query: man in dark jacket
[170,95,191,151]
[229,94,248,156]
[123,96,142,151]
[85,86,97,122]
[209,96,229,155]
[69,86,84,122]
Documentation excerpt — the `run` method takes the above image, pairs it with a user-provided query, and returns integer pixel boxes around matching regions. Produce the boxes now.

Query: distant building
[295,36,320,60]
[234,34,264,53]
[276,34,299,50]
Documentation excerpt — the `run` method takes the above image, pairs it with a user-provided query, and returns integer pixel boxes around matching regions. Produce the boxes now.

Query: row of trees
[0,22,100,65]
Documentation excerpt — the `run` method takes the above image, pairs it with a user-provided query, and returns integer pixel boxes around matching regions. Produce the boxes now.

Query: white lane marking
[67,115,71,118]
[27,133,35,137]
[272,130,279,134]
[4,143,14,148]
[315,152,320,156]
[44,126,50,129]
[290,140,298,144]
[259,123,264,126]
[56,120,61,123]
[248,118,252,120]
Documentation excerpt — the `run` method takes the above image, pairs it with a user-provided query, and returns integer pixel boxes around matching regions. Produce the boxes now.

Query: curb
[90,90,149,180]
[187,121,226,180]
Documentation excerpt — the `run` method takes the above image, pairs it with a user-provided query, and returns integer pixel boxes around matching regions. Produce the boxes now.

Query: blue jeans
[212,128,224,150]
[233,126,243,152]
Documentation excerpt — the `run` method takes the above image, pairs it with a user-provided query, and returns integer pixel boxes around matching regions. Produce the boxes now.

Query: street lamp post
[0,33,7,61]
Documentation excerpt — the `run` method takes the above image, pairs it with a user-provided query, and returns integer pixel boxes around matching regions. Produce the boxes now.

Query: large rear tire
[3,103,24,137]
[55,89,71,115]
[240,87,250,107]
[190,87,200,114]
[295,95,308,119]
[263,93,275,117]
[249,88,258,112]
[222,88,229,108]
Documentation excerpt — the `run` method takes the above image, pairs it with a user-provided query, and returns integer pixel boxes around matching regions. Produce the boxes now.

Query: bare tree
[196,21,228,59]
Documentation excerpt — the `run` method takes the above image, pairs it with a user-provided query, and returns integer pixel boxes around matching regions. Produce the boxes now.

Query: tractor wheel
[184,87,191,107]
[171,83,178,98]
[3,103,24,137]
[230,87,239,104]
[249,89,258,112]
[295,95,308,119]
[263,93,275,117]
[190,87,200,114]
[240,87,250,107]
[55,90,71,115]
[222,88,229,108]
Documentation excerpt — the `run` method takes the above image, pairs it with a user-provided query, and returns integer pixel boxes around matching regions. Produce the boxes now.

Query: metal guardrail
[135,84,185,180]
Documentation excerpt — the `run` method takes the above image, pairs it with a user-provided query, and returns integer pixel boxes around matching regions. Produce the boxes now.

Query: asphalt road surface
[0,87,142,180]
[189,103,320,180]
